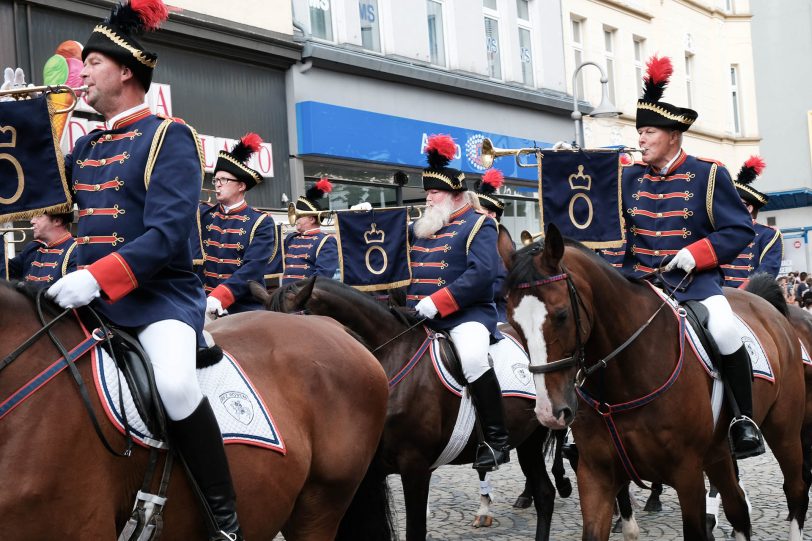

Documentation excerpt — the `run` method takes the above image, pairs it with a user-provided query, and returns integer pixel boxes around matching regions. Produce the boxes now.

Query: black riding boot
[721,345,765,459]
[170,398,244,541]
[469,369,511,471]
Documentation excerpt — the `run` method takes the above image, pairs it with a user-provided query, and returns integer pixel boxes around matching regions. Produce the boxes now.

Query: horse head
[498,224,592,429]
[252,277,317,313]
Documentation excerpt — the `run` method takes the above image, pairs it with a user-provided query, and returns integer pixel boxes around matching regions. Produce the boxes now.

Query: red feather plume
[641,55,673,103]
[240,132,263,154]
[315,177,333,194]
[744,155,766,176]
[129,0,171,31]
[425,134,457,169]
[481,168,504,191]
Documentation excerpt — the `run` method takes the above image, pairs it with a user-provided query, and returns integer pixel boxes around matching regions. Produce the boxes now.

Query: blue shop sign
[296,101,551,182]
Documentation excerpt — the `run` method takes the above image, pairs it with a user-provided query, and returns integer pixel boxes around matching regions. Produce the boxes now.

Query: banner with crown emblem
[539,150,625,248]
[0,96,72,222]
[335,208,412,291]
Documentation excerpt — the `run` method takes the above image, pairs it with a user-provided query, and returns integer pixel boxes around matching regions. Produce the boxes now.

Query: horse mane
[0,279,63,313]
[315,278,423,327]
[745,272,789,317]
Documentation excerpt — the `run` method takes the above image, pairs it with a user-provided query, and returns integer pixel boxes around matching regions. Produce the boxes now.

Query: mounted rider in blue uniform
[7,211,76,287]
[408,134,510,471]
[281,178,338,286]
[45,1,243,538]
[475,167,509,323]
[620,55,763,459]
[722,157,783,287]
[200,133,276,318]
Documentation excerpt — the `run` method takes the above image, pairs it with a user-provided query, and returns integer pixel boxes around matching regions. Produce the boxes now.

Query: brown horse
[498,225,808,540]
[0,281,390,540]
[252,276,571,541]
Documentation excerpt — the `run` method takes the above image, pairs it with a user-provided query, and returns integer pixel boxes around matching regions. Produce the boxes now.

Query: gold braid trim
[61,242,77,276]
[217,153,263,185]
[249,212,268,245]
[188,124,206,185]
[268,220,279,262]
[423,170,465,190]
[92,25,157,68]
[466,214,490,255]
[734,182,769,205]
[637,102,696,126]
[477,193,505,209]
[706,163,717,229]
[144,119,173,190]
[759,229,782,264]
[297,197,318,212]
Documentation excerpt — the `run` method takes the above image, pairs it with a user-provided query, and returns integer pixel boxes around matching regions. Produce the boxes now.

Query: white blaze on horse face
[513,295,562,428]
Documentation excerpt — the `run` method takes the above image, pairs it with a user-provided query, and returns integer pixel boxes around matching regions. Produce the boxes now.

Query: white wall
[171,0,293,35]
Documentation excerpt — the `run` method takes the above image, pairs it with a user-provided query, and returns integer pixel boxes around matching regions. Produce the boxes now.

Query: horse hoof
[556,478,573,498]
[472,515,493,528]
[512,495,532,509]
[611,517,623,533]
[643,499,662,513]
[705,514,716,540]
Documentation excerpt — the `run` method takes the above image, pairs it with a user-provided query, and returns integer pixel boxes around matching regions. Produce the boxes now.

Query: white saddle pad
[92,346,286,454]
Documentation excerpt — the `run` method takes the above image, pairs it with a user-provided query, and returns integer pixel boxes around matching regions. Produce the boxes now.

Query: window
[725,0,735,13]
[427,0,446,66]
[359,0,381,51]
[685,52,694,108]
[518,27,533,86]
[603,27,616,104]
[766,216,776,226]
[484,16,502,79]
[571,18,585,97]
[633,36,645,97]
[730,65,742,135]
[309,0,333,41]
[516,0,530,20]
[483,0,497,8]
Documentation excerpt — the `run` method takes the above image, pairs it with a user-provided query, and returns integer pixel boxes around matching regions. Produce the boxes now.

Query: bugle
[0,84,88,114]
[288,203,425,226]
[520,230,544,246]
[479,138,541,169]
[0,227,32,244]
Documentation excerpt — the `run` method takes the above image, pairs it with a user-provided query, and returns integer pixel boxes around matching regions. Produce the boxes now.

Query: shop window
[310,0,334,41]
[359,0,381,52]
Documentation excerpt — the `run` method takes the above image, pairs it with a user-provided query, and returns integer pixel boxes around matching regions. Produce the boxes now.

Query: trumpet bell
[520,230,544,246]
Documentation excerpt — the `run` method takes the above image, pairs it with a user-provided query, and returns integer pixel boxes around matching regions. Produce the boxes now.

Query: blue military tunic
[65,107,206,333]
[407,204,501,338]
[200,202,275,312]
[264,220,284,284]
[280,228,338,285]
[620,151,754,302]
[494,261,508,322]
[8,234,76,287]
[600,243,626,269]
[721,221,783,287]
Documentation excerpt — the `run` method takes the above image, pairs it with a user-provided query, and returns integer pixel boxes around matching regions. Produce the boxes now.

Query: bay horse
[498,225,808,540]
[252,276,571,541]
[0,281,390,540]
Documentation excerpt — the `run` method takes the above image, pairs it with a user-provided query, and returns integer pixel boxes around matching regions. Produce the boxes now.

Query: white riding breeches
[449,321,491,382]
[699,295,743,355]
[137,319,203,421]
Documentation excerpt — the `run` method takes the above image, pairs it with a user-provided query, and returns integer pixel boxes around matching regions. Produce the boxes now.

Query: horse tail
[335,457,395,541]
[744,272,789,317]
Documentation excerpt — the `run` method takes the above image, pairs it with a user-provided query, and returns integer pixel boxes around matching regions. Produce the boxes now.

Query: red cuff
[738,279,749,289]
[210,284,235,309]
[430,288,460,318]
[87,253,138,303]
[686,239,718,271]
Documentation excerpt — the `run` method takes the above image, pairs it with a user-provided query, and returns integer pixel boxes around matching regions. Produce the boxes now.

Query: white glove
[206,296,228,320]
[0,67,35,101]
[350,202,373,211]
[665,248,696,273]
[552,140,574,150]
[47,269,101,309]
[415,296,439,319]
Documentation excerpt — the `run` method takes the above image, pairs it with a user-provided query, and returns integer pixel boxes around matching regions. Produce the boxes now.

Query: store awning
[762,188,812,211]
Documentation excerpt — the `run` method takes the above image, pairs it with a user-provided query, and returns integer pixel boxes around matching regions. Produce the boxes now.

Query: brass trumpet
[520,230,544,246]
[479,138,541,170]
[288,203,425,226]
[0,227,32,244]
[0,84,88,114]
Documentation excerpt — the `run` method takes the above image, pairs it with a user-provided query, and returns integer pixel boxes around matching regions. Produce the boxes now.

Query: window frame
[426,0,448,67]
[483,3,504,81]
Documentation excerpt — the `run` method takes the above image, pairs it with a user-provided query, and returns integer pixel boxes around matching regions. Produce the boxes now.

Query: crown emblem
[364,223,385,244]
[568,165,592,191]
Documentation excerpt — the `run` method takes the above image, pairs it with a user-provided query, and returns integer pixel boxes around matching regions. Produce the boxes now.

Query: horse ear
[497,224,515,271]
[542,223,565,266]
[292,275,318,308]
[249,280,271,307]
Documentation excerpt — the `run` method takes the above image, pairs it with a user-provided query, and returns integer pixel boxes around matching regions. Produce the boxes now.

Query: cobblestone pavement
[385,448,804,540]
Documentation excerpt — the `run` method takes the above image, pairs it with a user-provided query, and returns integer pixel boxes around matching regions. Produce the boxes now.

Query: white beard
[414,197,454,239]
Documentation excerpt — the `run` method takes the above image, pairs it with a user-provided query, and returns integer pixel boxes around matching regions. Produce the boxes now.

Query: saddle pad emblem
[219,391,254,425]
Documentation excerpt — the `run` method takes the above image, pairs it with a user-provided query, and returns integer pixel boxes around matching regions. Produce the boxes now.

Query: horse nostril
[555,406,573,425]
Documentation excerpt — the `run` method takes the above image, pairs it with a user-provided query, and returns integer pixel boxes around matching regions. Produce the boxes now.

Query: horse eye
[552,308,568,325]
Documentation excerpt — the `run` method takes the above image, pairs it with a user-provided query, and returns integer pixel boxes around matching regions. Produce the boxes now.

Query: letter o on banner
[568,193,594,230]
[365,245,388,275]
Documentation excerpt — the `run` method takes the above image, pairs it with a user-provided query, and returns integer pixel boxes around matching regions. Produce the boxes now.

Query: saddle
[681,301,722,371]
[434,331,468,387]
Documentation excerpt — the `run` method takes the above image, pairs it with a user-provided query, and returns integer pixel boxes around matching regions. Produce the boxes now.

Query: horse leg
[673,464,711,541]
[643,482,663,512]
[705,457,752,541]
[513,478,534,509]
[705,483,721,541]
[517,428,556,541]
[615,483,640,541]
[472,471,494,528]
[763,438,808,540]
[802,423,812,496]
[400,467,433,541]
[576,463,616,541]
[551,429,573,498]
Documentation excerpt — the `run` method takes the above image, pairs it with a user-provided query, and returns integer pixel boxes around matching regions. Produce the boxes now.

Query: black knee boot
[721,345,765,459]
[469,368,510,471]
[170,398,243,541]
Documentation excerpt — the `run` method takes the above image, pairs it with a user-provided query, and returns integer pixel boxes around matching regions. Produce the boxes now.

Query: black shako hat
[214,133,264,190]
[422,134,466,191]
[476,168,506,220]
[734,156,768,209]
[296,178,333,212]
[636,55,698,132]
[83,0,170,91]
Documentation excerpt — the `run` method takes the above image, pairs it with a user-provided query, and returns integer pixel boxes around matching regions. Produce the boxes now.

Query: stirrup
[210,531,240,541]
[473,442,508,472]
[727,415,765,459]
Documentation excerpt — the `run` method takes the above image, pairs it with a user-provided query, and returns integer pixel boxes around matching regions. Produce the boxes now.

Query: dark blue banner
[0,95,72,222]
[540,150,625,248]
[335,208,411,291]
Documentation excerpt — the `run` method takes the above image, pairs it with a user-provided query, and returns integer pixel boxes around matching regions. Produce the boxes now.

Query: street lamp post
[571,61,621,147]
